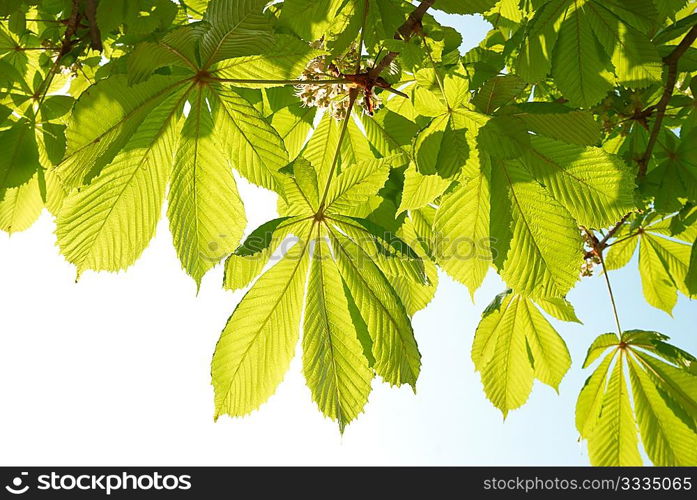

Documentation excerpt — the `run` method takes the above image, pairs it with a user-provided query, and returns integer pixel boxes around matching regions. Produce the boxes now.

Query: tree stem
[369,0,436,78]
[636,25,697,179]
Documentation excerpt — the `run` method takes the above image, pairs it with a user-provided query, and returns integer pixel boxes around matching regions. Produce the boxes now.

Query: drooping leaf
[303,237,373,431]
[497,160,582,298]
[212,232,312,418]
[330,230,421,388]
[168,86,246,286]
[434,161,493,296]
[57,87,186,274]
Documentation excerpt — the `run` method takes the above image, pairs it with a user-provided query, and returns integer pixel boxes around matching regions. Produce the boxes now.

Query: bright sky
[0,13,695,466]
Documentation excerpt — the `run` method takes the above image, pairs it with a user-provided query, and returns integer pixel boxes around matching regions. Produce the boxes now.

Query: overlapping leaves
[0,0,696,464]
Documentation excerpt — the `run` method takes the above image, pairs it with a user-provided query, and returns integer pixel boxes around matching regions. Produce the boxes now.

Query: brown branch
[368,0,436,79]
[636,25,697,179]
[583,212,632,259]
[57,0,81,60]
[583,26,697,258]
[84,0,103,51]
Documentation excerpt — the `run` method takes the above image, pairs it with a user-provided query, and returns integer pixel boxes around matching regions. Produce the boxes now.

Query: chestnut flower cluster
[295,44,381,119]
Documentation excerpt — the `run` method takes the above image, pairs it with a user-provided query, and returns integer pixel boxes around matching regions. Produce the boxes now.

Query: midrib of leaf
[501,161,556,286]
[528,146,609,197]
[61,77,190,162]
[498,299,524,413]
[76,86,190,267]
[644,234,681,288]
[613,351,630,465]
[531,0,571,36]
[159,41,198,72]
[484,77,504,114]
[221,224,313,409]
[314,226,347,427]
[571,2,587,104]
[191,88,204,266]
[327,225,415,380]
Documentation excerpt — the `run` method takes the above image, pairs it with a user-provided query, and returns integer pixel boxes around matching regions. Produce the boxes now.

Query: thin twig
[599,253,623,336]
[583,212,632,259]
[583,226,623,336]
[318,89,359,212]
[84,0,103,51]
[32,0,80,107]
[636,25,697,179]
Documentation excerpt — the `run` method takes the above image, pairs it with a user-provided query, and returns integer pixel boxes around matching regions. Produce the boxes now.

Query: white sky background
[0,13,695,466]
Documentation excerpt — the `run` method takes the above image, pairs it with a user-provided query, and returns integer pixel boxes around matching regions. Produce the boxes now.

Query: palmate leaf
[55,20,290,280]
[212,112,423,423]
[577,330,697,466]
[473,292,572,416]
